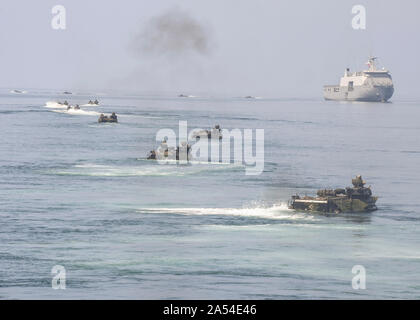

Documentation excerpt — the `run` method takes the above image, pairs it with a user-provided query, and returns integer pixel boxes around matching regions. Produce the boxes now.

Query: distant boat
[63,91,72,95]
[10,89,26,94]
[324,57,394,102]
[85,99,99,106]
[178,94,197,98]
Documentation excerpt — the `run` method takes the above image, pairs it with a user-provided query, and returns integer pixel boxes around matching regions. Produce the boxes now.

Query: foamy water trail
[44,101,67,109]
[44,102,101,116]
[137,158,244,167]
[47,161,242,177]
[51,109,101,116]
[137,204,314,221]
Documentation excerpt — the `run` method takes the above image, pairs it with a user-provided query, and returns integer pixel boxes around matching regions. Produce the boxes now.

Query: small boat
[11,89,25,94]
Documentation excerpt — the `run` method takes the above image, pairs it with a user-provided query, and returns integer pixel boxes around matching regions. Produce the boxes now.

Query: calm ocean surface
[0,89,419,299]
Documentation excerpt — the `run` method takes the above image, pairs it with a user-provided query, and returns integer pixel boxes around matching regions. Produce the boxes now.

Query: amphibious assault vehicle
[289,175,378,213]
[98,113,118,123]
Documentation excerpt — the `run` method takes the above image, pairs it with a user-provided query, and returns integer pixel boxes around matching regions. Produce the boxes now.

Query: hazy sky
[0,0,419,98]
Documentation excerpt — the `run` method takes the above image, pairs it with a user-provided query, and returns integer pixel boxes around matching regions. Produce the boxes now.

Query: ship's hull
[324,85,394,102]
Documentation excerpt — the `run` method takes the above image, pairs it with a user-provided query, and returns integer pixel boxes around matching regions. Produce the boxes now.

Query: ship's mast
[366,56,378,71]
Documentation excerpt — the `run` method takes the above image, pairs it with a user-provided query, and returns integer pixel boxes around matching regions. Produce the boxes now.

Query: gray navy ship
[324,57,394,102]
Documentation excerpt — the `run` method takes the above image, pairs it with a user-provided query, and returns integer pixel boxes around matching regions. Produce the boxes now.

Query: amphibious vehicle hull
[289,196,378,213]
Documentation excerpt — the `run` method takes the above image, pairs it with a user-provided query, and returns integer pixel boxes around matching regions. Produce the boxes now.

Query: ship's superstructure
[324,57,394,102]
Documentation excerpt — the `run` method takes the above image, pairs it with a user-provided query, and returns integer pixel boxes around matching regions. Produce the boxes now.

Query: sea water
[0,89,419,299]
